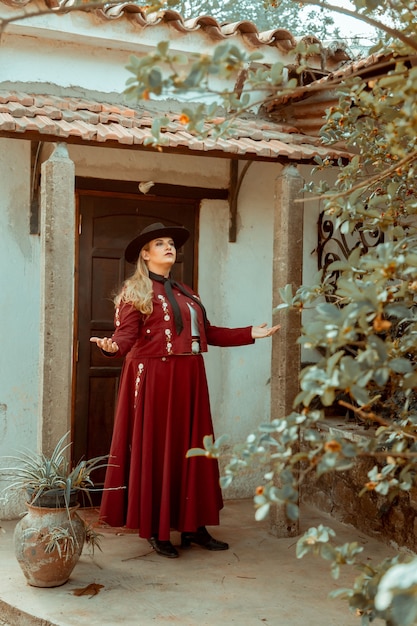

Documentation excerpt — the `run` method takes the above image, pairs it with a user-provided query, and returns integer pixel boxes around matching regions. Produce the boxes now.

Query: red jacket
[111,280,254,358]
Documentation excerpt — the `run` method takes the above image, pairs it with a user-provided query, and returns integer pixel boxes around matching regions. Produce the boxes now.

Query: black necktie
[149,271,207,335]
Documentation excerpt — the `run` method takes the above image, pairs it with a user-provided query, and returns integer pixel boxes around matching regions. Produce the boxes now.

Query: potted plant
[1,432,109,588]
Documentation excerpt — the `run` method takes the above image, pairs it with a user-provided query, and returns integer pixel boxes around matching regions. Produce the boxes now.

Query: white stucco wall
[70,144,228,188]
[0,139,40,517]
[1,32,133,95]
[199,162,279,496]
[1,1,300,109]
[201,162,278,434]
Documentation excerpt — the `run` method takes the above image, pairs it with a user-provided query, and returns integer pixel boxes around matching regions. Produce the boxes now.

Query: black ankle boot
[181,526,229,551]
[148,536,179,558]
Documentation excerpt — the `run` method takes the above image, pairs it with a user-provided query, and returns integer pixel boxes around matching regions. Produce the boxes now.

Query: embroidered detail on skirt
[134,363,144,408]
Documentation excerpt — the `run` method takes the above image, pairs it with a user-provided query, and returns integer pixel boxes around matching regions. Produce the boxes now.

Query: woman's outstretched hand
[251,323,281,339]
[90,337,119,353]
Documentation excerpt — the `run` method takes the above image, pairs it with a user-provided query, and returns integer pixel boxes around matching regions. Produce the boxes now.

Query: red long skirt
[99,354,224,540]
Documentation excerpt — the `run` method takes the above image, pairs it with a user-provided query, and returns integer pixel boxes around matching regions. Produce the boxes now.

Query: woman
[90,222,280,558]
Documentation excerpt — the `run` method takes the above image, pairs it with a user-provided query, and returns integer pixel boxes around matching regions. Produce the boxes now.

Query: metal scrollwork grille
[317,211,384,297]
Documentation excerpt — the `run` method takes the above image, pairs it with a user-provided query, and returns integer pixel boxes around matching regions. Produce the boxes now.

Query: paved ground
[0,500,398,626]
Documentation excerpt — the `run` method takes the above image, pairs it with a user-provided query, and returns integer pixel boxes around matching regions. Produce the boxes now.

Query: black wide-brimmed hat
[125,222,190,264]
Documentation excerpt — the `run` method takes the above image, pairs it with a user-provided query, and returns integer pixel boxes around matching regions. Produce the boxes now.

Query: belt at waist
[191,338,201,354]
[165,340,201,356]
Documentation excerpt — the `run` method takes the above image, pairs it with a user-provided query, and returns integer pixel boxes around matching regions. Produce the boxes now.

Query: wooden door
[73,190,198,491]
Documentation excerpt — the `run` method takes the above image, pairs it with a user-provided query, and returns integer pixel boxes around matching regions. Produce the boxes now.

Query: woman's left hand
[251,323,281,339]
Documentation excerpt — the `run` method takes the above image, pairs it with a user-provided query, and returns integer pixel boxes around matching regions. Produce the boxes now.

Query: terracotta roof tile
[154,131,176,147]
[0,91,27,104]
[3,102,28,116]
[33,95,61,108]
[188,137,207,151]
[68,99,103,113]
[31,114,57,133]
[129,126,148,143]
[0,90,352,162]
[64,109,100,124]
[107,122,135,144]
[0,112,15,130]
[101,103,136,117]
[17,115,41,132]
[99,112,133,127]
[44,96,72,110]
[223,137,252,155]
[220,20,262,35]
[54,118,85,137]
[71,119,101,140]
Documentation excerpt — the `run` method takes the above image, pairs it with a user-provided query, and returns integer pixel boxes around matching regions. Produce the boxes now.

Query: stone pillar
[39,143,75,456]
[269,164,304,537]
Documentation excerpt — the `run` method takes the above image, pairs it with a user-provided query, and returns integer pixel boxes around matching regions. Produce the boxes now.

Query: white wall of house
[200,161,279,432]
[1,1,301,112]
[2,32,133,95]
[0,139,40,517]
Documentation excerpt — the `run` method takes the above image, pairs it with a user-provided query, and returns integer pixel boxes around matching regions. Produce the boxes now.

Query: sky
[318,0,379,44]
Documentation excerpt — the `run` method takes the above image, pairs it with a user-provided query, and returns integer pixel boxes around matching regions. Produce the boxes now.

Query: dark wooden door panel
[74,191,198,492]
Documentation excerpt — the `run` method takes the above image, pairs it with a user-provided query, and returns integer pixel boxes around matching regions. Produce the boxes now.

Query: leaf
[212,43,229,63]
[220,475,233,489]
[350,384,371,406]
[156,41,170,56]
[72,583,104,598]
[286,502,299,521]
[373,367,390,386]
[202,434,214,449]
[255,503,270,521]
[390,593,417,626]
[277,283,293,306]
[148,68,163,88]
[340,220,350,235]
[270,61,285,84]
[171,52,188,65]
[214,433,230,448]
[248,51,264,62]
[389,358,413,374]
[186,447,207,458]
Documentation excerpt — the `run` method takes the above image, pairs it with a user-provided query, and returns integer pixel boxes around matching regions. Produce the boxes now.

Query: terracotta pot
[26,488,79,508]
[14,503,86,587]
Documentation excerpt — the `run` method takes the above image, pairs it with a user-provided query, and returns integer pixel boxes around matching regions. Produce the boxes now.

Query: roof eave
[0,127,351,164]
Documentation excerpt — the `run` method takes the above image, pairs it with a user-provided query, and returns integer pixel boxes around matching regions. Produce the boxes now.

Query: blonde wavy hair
[114,244,154,316]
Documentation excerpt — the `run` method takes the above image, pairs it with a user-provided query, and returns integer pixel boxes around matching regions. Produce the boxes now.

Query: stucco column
[270,164,304,537]
[39,143,75,455]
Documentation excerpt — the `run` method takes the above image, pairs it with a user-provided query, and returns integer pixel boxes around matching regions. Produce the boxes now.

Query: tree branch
[294,0,417,51]
[301,149,417,204]
[339,400,417,441]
